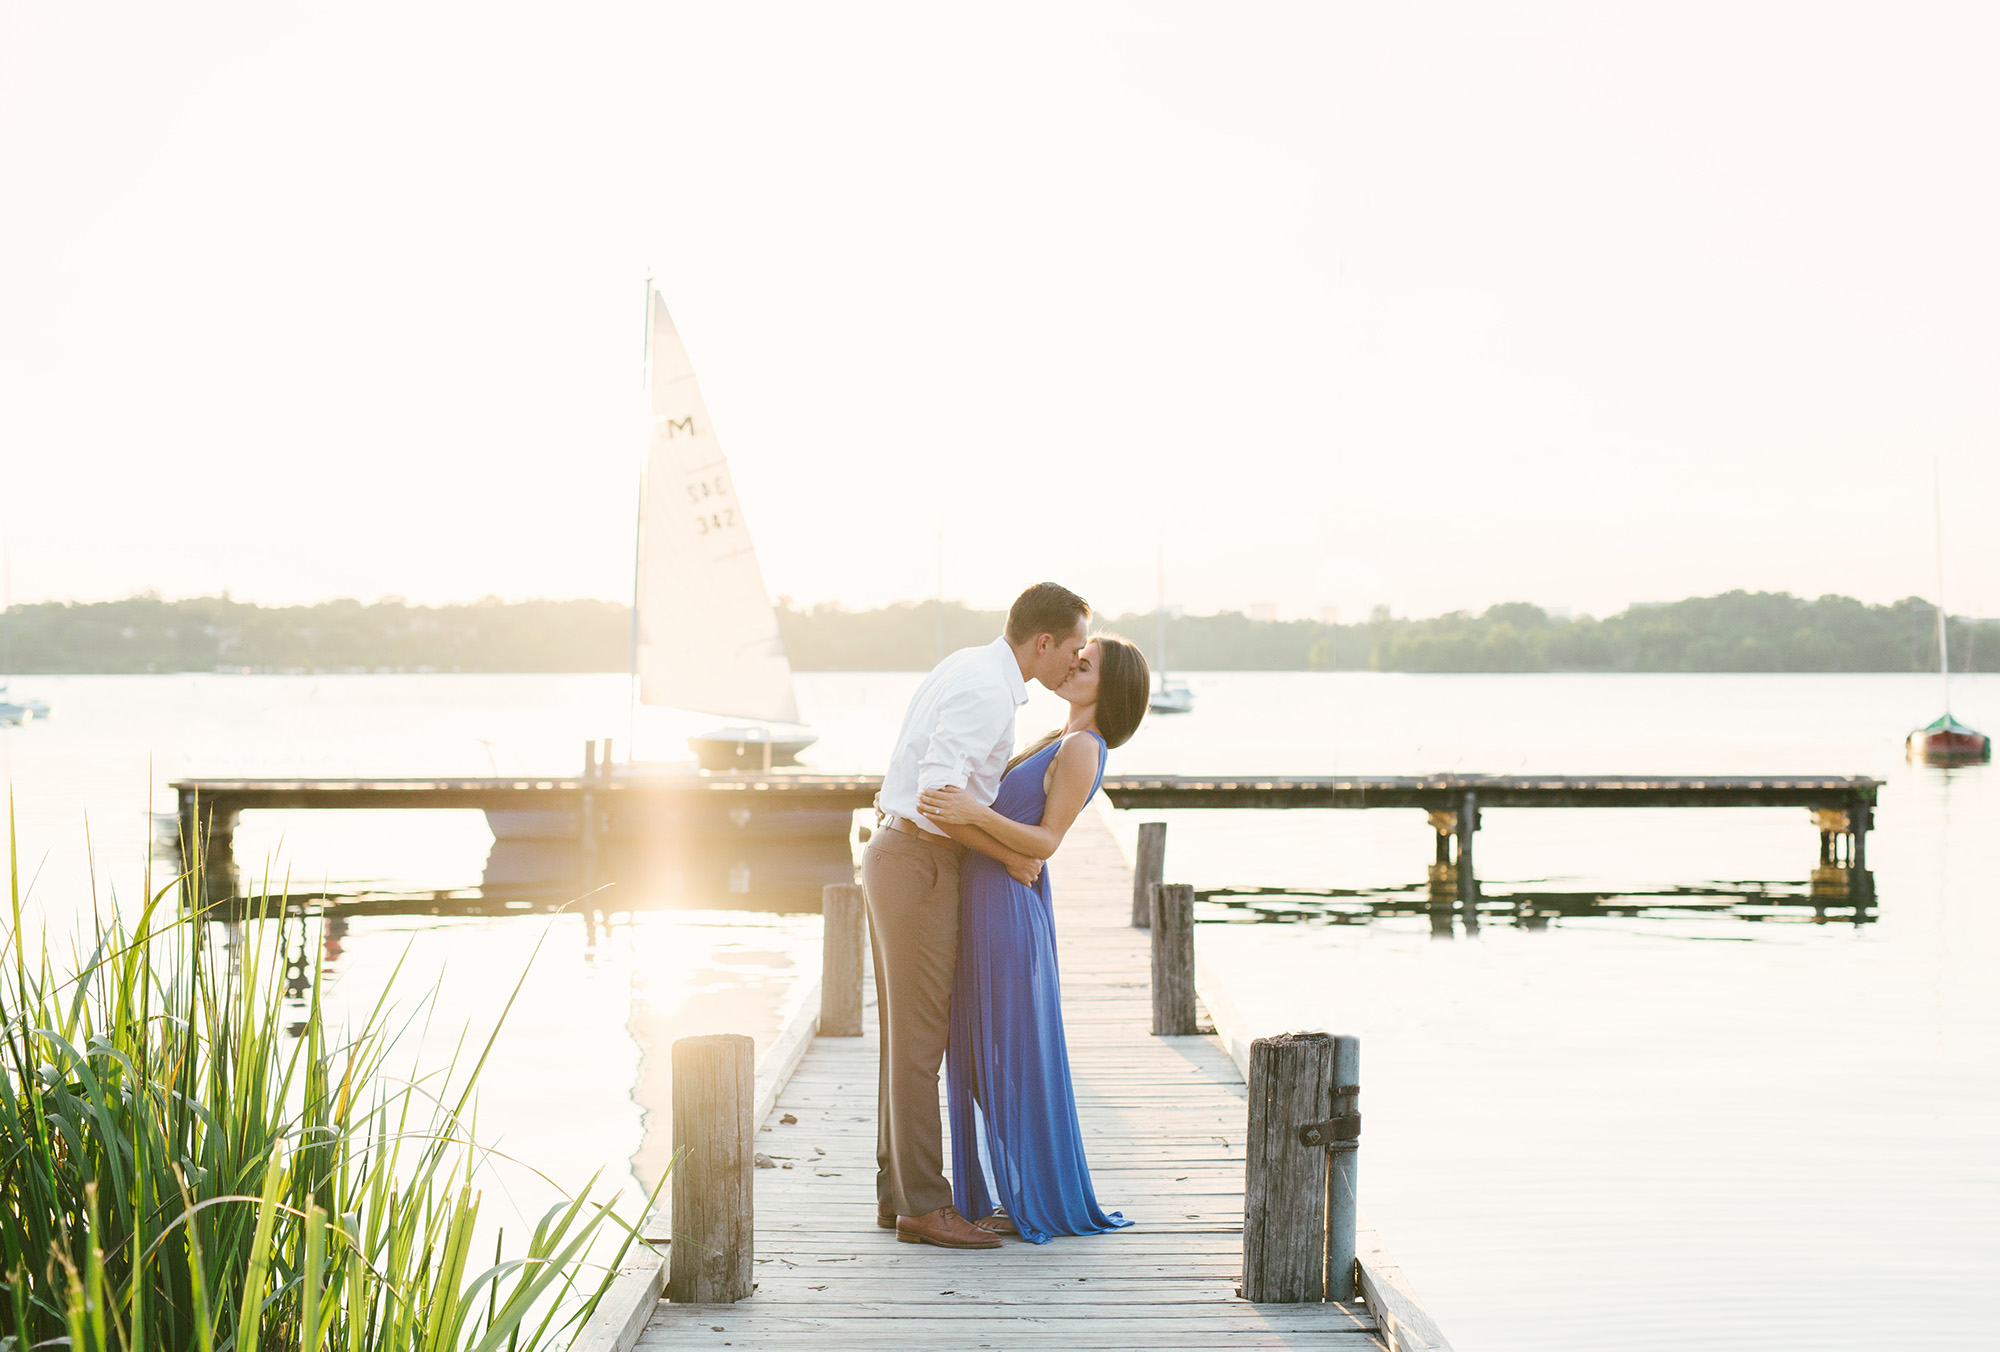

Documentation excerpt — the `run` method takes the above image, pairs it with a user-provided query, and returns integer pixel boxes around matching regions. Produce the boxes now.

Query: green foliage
[1,596,628,674]
[778,593,1986,672]
[1371,592,1972,672]
[2,590,1986,673]
[0,806,644,1350]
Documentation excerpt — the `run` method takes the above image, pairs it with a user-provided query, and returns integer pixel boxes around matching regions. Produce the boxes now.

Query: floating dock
[583,808,1446,1352]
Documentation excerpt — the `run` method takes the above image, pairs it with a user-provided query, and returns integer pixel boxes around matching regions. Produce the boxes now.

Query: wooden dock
[1099,771,1881,814]
[170,769,1880,824]
[170,765,1881,908]
[587,808,1447,1352]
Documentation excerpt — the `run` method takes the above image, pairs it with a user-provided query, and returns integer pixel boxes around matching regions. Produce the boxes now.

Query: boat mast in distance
[1150,548,1194,715]
[1906,458,1989,765]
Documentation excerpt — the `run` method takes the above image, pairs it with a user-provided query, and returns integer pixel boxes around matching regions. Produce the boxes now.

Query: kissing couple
[862,582,1151,1249]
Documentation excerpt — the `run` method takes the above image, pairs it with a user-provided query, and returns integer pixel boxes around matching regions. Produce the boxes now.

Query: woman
[917,634,1151,1243]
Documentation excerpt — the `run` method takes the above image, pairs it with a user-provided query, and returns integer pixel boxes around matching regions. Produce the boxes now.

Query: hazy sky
[4,3,1997,620]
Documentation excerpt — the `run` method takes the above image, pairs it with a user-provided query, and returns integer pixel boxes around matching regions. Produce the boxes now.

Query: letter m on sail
[666,417,696,437]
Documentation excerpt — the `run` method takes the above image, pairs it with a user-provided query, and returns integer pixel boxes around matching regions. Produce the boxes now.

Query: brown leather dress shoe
[877,1202,897,1230]
[895,1205,1001,1250]
[973,1210,1019,1235]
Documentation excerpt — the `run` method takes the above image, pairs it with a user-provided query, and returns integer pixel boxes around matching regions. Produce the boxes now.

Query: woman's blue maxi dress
[946,732,1132,1243]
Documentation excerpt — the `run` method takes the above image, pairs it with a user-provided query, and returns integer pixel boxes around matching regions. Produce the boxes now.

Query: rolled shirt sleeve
[916,683,1015,802]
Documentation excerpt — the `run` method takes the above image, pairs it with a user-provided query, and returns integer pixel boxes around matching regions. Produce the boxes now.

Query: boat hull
[1906,727,1991,765]
[688,728,819,771]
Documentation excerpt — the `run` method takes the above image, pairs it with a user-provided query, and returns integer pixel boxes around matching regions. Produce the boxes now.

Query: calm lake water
[2,670,1993,1351]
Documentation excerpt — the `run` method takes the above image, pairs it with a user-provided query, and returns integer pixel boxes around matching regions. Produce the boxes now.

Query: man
[862,581,1091,1249]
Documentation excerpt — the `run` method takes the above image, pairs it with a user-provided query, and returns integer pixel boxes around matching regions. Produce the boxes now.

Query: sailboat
[1906,463,1989,766]
[1148,555,1194,715]
[633,287,817,772]
[0,546,49,726]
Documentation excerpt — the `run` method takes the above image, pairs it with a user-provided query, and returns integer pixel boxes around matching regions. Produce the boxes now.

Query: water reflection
[198,834,859,918]
[1198,873,1878,935]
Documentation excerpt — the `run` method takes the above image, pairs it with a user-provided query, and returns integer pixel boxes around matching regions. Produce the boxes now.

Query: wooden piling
[1243,1032,1336,1302]
[819,884,866,1037]
[1132,821,1167,927]
[1326,1035,1361,1301]
[668,1033,755,1304]
[1456,792,1478,915]
[580,741,600,885]
[1149,882,1197,1035]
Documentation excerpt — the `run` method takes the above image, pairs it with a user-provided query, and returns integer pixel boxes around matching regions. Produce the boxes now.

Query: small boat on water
[688,724,819,771]
[0,690,49,722]
[1907,712,1990,766]
[1907,462,1988,767]
[1148,554,1194,715]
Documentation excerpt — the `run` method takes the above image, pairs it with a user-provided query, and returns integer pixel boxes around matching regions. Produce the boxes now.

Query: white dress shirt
[877,636,1029,837]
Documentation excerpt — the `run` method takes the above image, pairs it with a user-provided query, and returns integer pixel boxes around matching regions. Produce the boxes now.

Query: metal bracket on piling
[1299,1084,1361,1150]
[1298,1114,1361,1150]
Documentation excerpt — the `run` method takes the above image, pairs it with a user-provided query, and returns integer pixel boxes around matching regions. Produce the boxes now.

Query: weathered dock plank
[633,807,1407,1350]
[1100,772,1880,811]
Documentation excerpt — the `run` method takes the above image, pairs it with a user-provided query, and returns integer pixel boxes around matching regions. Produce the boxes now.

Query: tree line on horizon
[0,590,1982,674]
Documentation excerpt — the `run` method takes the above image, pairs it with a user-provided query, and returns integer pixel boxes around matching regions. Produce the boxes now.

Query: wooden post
[668,1034,755,1304]
[1132,822,1167,928]
[1149,883,1197,1035]
[1326,1035,1360,1301]
[1456,791,1478,917]
[1243,1032,1335,1302]
[820,884,866,1037]
[583,738,598,779]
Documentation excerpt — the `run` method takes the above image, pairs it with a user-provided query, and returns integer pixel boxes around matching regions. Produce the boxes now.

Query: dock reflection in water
[202,825,861,919]
[1198,875,1877,936]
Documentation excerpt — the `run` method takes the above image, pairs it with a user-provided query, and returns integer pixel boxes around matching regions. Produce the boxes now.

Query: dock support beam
[820,884,866,1036]
[1149,883,1197,1035]
[1811,806,1876,908]
[581,740,601,890]
[1456,792,1479,927]
[176,790,239,898]
[1132,821,1166,928]
[1326,1036,1360,1301]
[669,1034,755,1304]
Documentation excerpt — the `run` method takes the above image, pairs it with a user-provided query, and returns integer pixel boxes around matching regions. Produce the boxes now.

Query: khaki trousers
[859,828,962,1218]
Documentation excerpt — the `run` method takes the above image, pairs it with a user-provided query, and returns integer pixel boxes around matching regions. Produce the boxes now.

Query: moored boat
[688,724,819,770]
[630,283,819,768]
[1906,713,1991,766]
[1908,464,1986,767]
[1149,554,1194,715]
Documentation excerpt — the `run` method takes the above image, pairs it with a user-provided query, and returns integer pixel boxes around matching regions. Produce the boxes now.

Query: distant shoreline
[2,591,1987,675]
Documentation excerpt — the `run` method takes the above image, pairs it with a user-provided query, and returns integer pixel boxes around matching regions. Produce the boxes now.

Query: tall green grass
[0,800,650,1350]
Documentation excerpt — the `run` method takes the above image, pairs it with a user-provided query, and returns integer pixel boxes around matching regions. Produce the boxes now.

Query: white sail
[635,291,801,724]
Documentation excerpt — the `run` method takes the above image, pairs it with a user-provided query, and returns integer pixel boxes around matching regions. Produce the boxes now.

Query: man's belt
[884,814,966,857]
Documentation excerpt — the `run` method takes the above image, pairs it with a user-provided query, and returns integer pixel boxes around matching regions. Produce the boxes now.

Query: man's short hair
[1005,582,1091,645]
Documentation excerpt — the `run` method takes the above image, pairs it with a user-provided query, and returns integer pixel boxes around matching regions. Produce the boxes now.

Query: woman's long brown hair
[1006,634,1151,772]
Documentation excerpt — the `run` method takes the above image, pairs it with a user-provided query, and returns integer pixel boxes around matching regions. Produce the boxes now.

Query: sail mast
[627,273,654,762]
[1934,458,1951,716]
[1156,548,1168,687]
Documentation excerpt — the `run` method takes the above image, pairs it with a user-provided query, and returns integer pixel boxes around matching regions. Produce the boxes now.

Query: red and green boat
[1906,711,1991,766]
[1908,467,1988,767]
